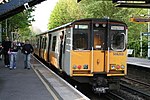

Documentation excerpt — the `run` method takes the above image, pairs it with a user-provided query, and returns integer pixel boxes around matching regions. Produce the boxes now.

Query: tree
[4,7,35,41]
[48,0,84,29]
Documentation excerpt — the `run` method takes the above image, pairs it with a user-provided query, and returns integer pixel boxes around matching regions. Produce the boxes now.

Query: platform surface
[0,51,54,100]
[128,57,150,68]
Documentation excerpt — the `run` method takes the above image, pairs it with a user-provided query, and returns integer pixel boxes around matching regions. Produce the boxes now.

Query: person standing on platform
[2,37,11,68]
[22,39,34,69]
[9,41,18,70]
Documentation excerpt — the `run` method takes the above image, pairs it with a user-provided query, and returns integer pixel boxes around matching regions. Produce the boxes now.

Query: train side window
[52,36,57,51]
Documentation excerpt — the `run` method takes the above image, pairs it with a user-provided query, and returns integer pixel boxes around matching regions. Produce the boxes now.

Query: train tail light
[116,65,120,69]
[77,65,82,69]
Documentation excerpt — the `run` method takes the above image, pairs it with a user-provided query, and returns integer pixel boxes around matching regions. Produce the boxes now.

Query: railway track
[105,92,126,100]
[120,76,150,100]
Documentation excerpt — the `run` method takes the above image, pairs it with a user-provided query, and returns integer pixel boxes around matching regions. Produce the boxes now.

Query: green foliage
[48,0,84,29]
[9,8,35,31]
[7,8,35,41]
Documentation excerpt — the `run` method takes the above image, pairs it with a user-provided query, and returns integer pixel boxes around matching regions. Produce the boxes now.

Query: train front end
[70,18,127,93]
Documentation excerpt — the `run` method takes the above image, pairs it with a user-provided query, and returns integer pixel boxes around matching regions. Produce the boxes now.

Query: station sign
[130,17,150,23]
[127,49,133,55]
[142,32,150,36]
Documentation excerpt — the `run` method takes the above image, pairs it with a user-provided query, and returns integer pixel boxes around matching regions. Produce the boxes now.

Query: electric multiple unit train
[33,18,127,93]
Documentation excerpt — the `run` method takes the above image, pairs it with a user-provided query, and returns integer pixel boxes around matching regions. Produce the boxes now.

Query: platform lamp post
[140,32,143,57]
[0,22,2,43]
[148,9,150,59]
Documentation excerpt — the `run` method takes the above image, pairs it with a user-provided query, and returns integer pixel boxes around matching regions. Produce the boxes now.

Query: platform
[0,50,54,100]
[127,57,150,68]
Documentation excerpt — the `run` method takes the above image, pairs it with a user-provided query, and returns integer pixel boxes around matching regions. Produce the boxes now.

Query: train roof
[36,18,127,36]
[73,18,127,25]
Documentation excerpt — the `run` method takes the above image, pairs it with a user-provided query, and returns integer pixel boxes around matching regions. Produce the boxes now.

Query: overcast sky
[32,0,58,32]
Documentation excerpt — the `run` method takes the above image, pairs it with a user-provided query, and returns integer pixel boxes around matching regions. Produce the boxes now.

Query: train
[33,18,127,93]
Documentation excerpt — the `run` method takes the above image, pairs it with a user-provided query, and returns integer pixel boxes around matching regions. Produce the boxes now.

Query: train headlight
[111,65,115,69]
[83,64,88,69]
[121,65,125,69]
[73,65,77,69]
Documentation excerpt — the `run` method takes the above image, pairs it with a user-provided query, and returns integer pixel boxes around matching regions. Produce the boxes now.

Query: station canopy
[0,0,46,21]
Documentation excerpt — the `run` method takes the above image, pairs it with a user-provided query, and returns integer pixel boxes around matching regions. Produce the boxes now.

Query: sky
[32,0,58,32]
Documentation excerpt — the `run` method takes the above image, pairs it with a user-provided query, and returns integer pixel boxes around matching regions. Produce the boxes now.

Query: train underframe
[73,74,122,94]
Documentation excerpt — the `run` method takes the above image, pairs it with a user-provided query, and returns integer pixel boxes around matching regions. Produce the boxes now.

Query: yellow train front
[34,18,127,93]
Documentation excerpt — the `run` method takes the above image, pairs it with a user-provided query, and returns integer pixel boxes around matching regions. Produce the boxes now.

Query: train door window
[42,37,45,49]
[52,36,57,51]
[36,37,39,49]
[48,34,52,51]
[110,25,125,51]
[39,36,42,56]
[63,35,66,53]
[73,24,89,50]
[39,36,42,49]
[47,34,52,62]
[44,37,47,49]
[93,23,105,50]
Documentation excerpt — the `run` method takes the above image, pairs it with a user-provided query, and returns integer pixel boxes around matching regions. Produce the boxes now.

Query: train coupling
[93,87,109,93]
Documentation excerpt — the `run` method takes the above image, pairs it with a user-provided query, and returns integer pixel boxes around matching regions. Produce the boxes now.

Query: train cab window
[110,25,126,51]
[111,32,125,51]
[73,24,89,50]
[52,36,57,51]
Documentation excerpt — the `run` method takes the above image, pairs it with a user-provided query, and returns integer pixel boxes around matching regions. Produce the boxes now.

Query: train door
[41,36,45,59]
[43,36,47,60]
[39,36,42,57]
[35,37,40,56]
[47,34,52,62]
[92,23,106,72]
[62,34,66,70]
[59,31,64,69]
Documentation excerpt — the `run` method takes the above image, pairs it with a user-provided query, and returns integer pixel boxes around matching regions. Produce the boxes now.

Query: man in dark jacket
[2,37,11,67]
[22,39,34,69]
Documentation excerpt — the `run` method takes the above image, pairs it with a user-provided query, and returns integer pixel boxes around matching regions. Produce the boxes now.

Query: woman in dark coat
[2,37,11,67]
